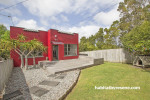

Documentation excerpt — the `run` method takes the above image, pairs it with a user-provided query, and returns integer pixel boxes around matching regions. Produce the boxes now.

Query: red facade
[10,26,79,67]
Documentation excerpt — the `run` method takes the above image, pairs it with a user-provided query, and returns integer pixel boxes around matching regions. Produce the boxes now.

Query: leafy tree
[109,20,120,47]
[86,41,98,51]
[95,28,104,49]
[88,35,96,45]
[11,34,27,68]
[0,24,7,38]
[0,38,12,60]
[122,21,150,55]
[117,0,150,39]
[24,39,47,69]
[79,26,119,51]
[0,25,11,59]
[79,37,88,52]
[87,35,97,51]
[79,0,149,53]
[117,0,150,55]
[11,34,47,69]
[103,28,113,49]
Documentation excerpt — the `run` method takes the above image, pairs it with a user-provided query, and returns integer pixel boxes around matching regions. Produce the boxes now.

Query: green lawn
[66,62,150,100]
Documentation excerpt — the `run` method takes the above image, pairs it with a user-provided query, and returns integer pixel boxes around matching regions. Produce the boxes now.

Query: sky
[0,0,123,39]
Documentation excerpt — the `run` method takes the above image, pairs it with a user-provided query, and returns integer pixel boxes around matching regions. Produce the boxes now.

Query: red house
[10,26,79,67]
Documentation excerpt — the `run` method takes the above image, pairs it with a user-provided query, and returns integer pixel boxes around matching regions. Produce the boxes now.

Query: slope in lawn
[66,62,150,100]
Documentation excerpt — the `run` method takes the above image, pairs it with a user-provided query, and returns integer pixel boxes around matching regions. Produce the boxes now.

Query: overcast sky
[0,0,123,38]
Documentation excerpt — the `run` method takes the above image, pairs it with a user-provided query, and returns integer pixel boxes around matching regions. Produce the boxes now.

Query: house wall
[10,26,48,67]
[10,26,79,67]
[48,29,79,61]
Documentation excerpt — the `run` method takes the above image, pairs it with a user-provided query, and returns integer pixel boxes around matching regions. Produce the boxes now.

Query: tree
[95,28,104,49]
[87,35,97,51]
[117,0,150,55]
[11,34,27,68]
[0,25,11,59]
[122,21,150,55]
[108,20,120,47]
[117,0,150,39]
[79,37,88,52]
[10,34,47,69]
[79,0,149,52]
[0,38,12,60]
[24,39,47,69]
[79,26,119,51]
[0,24,7,38]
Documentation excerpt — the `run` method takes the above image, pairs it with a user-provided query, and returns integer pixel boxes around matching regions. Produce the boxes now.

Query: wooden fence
[0,59,13,93]
[80,48,134,63]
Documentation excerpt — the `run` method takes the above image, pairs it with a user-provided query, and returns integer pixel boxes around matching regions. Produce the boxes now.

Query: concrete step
[54,63,94,74]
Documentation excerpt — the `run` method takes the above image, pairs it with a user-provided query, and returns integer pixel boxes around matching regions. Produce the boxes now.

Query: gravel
[5,67,80,100]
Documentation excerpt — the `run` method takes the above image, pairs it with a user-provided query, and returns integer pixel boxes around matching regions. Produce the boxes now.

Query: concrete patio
[39,56,104,74]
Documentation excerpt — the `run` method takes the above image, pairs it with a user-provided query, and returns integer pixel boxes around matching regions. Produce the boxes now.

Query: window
[64,44,77,56]
[24,50,43,58]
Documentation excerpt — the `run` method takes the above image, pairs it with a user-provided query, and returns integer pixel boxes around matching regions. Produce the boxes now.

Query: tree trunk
[24,50,33,69]
[14,49,25,68]
[20,55,24,68]
[24,55,28,70]
[33,55,36,67]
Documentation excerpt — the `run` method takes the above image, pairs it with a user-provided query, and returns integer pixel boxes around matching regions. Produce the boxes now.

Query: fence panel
[80,48,134,63]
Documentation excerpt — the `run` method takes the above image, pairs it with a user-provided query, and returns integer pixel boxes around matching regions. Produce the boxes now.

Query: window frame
[24,50,44,58]
[64,44,77,56]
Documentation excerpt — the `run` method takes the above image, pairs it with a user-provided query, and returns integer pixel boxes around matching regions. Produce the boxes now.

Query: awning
[51,41,64,44]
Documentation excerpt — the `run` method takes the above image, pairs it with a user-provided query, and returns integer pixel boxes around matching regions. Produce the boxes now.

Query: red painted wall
[10,26,48,67]
[10,26,79,67]
[48,29,79,61]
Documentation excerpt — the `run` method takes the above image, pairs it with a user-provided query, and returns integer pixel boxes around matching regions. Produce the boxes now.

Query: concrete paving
[39,80,60,86]
[44,56,103,74]
[29,86,49,97]
[3,90,23,100]
[55,74,66,79]
[48,74,57,77]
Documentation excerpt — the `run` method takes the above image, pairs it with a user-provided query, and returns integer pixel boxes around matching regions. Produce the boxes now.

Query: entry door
[53,45,58,60]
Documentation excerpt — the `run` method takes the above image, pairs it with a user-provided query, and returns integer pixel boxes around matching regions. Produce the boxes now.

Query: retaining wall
[0,59,13,93]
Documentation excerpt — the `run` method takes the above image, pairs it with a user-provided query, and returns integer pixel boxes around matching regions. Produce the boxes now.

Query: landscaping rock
[5,67,80,100]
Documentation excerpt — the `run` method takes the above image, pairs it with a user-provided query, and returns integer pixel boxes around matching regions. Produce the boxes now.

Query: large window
[24,50,43,58]
[64,44,77,56]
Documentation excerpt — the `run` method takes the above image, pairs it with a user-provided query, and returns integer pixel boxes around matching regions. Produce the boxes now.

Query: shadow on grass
[127,63,150,73]
[141,67,150,73]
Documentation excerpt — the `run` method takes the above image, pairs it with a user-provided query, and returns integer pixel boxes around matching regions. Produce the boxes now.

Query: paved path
[4,68,80,100]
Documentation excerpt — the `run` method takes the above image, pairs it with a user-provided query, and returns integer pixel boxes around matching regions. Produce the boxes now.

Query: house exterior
[10,26,79,67]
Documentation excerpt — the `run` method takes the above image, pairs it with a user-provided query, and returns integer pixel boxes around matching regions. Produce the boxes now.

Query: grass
[66,62,150,100]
